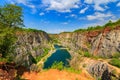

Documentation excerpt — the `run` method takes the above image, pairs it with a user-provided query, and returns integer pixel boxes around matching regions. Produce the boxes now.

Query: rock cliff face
[59,32,88,52]
[54,26,120,79]
[58,26,120,57]
[91,30,120,57]
[14,31,50,68]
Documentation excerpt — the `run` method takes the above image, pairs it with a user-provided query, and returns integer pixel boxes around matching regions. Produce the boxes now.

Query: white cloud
[39,12,45,16]
[8,0,35,9]
[84,0,118,11]
[87,12,113,20]
[16,0,27,4]
[117,2,120,6]
[84,0,93,4]
[42,0,80,12]
[7,0,36,13]
[80,7,88,14]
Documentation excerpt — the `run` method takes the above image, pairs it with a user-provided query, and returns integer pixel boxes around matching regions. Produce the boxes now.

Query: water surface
[43,45,71,69]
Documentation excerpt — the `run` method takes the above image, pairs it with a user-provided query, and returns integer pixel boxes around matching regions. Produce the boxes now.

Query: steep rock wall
[57,27,120,57]
[14,31,50,68]
[91,30,120,57]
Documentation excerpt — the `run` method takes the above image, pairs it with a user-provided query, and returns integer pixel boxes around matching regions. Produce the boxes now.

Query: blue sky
[0,0,120,33]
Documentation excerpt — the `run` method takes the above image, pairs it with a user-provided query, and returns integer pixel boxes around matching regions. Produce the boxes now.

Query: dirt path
[22,69,94,80]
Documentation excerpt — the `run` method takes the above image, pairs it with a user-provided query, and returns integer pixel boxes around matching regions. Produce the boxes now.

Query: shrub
[51,61,64,70]
[84,51,92,57]
[35,48,50,62]
[0,27,17,62]
[64,67,81,74]
[0,58,7,62]
[112,53,120,59]
[50,61,81,74]
[109,58,120,68]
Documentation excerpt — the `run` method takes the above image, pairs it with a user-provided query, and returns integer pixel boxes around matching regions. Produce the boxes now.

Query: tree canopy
[0,4,24,27]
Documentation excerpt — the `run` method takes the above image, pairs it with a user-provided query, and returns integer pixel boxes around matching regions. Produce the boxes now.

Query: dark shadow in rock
[101,69,111,80]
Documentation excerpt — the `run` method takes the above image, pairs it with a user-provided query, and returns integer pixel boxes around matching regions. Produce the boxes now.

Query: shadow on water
[43,45,71,69]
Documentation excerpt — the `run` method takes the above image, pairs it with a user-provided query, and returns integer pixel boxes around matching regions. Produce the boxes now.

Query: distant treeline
[74,19,120,32]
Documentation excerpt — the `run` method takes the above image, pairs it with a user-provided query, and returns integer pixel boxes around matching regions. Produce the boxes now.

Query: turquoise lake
[43,45,71,69]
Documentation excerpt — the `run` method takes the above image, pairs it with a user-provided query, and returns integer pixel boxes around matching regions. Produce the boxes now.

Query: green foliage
[35,48,50,62]
[0,4,24,27]
[0,27,17,60]
[104,19,120,28]
[64,67,81,74]
[52,38,59,43]
[74,28,86,32]
[84,51,92,57]
[112,53,120,59]
[74,26,103,32]
[50,61,81,74]
[51,61,64,70]
[74,19,120,32]
[0,4,24,62]
[98,77,102,80]
[0,57,7,62]
[109,58,120,68]
[22,28,45,33]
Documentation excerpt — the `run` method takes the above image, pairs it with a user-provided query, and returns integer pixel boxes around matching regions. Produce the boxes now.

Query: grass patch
[112,53,120,59]
[0,57,7,62]
[50,61,81,74]
[84,51,92,57]
[35,48,50,63]
[109,58,120,68]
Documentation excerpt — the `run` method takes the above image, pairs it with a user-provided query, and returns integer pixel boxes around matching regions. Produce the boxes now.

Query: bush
[35,48,50,62]
[112,53,120,59]
[64,67,81,74]
[84,52,92,57]
[0,27,16,61]
[0,58,7,62]
[51,61,64,70]
[109,58,120,68]
[50,61,81,74]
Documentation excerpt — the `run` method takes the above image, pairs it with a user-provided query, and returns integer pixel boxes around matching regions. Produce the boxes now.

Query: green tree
[0,28,16,59]
[0,4,24,27]
[51,61,64,70]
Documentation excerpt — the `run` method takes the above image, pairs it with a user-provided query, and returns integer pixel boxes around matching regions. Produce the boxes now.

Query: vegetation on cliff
[0,4,23,62]
[74,19,120,32]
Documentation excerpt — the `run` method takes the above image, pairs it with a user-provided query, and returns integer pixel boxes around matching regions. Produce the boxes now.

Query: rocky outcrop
[91,30,120,57]
[57,26,120,57]
[14,31,50,68]
[72,57,120,80]
[54,26,120,80]
[58,32,88,52]
[87,61,111,80]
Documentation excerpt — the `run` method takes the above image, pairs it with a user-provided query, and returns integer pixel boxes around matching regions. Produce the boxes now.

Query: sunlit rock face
[14,31,50,68]
[91,30,120,57]
[57,27,120,57]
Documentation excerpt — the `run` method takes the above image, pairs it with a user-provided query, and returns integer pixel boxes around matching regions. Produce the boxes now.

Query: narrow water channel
[43,44,71,69]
